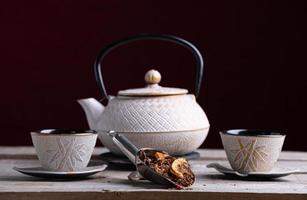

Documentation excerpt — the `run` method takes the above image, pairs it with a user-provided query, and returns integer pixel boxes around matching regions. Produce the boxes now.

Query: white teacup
[31,129,97,172]
[220,129,285,174]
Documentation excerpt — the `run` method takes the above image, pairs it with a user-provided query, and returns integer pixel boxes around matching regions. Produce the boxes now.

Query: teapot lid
[118,69,188,96]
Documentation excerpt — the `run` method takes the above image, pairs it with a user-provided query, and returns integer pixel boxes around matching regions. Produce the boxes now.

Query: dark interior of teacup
[222,129,284,136]
[36,129,96,135]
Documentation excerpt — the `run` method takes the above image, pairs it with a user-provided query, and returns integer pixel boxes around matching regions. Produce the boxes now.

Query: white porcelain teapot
[78,34,210,155]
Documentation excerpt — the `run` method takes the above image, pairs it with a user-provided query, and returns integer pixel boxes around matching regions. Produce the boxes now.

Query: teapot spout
[77,98,105,130]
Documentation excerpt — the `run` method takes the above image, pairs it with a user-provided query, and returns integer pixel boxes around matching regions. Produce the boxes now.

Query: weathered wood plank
[1,192,307,200]
[0,147,306,200]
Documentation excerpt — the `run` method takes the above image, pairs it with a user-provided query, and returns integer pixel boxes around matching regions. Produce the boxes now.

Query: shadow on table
[100,178,167,190]
[0,175,103,182]
[203,174,292,182]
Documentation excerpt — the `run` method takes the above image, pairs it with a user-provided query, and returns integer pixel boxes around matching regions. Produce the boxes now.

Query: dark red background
[1,1,306,150]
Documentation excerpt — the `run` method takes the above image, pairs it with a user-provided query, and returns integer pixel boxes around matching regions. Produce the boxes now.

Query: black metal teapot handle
[94,33,204,99]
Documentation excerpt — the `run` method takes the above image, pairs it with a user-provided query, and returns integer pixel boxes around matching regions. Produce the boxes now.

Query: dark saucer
[13,164,107,180]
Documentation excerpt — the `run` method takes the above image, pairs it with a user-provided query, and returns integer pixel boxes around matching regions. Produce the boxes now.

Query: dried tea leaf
[154,152,169,160]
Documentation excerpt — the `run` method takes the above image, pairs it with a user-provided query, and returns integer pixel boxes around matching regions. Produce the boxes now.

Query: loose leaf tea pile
[141,151,195,187]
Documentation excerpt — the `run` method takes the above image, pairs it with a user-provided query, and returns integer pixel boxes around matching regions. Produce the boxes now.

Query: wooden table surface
[0,147,307,200]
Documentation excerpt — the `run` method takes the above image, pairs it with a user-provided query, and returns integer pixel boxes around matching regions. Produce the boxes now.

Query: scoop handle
[108,131,139,163]
[94,33,204,99]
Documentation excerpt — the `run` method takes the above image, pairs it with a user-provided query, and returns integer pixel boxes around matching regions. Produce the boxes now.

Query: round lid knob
[145,69,161,85]
[118,69,188,96]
